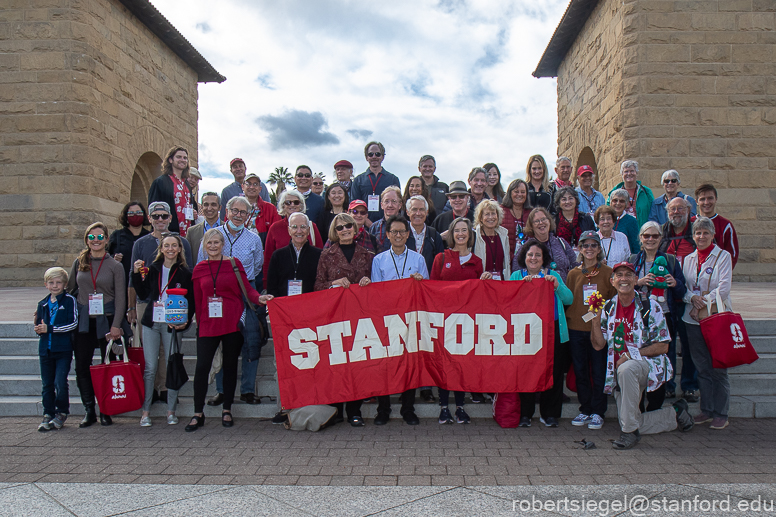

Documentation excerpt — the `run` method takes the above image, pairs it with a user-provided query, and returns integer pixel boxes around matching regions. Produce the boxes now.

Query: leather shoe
[239,393,260,405]
[402,411,420,425]
[185,414,205,432]
[99,413,113,426]
[79,410,97,428]
[419,389,435,402]
[374,411,390,425]
[207,393,224,406]
[222,411,234,428]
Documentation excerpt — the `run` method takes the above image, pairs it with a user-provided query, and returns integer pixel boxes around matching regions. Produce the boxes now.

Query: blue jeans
[568,329,607,417]
[674,315,698,392]
[216,279,262,396]
[40,350,72,416]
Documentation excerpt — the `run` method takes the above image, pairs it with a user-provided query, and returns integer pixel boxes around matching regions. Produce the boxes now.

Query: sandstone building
[0,0,224,286]
[535,0,775,281]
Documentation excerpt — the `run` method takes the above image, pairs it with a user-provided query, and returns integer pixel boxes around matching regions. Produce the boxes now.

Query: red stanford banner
[268,278,555,409]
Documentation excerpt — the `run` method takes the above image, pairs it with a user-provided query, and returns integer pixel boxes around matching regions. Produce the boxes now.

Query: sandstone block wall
[557,0,776,281]
[0,0,199,286]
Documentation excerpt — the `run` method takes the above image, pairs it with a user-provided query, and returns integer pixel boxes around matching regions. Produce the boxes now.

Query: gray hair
[418,155,435,166]
[639,221,663,237]
[287,212,310,226]
[556,156,572,166]
[226,196,251,211]
[665,196,690,216]
[277,190,307,216]
[692,216,716,236]
[661,169,680,183]
[610,188,629,201]
[620,160,639,174]
[406,194,428,212]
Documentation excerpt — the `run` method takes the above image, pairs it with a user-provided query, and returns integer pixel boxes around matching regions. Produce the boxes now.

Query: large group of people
[32,142,742,449]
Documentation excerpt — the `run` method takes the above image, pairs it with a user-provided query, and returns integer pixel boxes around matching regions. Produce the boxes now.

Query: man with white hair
[607,160,654,228]
[549,156,573,201]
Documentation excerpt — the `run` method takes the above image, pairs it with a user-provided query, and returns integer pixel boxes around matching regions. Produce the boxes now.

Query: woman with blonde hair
[525,154,553,211]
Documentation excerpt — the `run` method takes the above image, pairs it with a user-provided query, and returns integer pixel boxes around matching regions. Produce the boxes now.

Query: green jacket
[509,269,573,343]
[607,181,654,229]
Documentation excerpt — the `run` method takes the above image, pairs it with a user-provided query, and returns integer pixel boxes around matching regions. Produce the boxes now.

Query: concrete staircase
[1,319,775,419]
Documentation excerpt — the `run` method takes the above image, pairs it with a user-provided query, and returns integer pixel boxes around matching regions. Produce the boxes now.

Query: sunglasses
[351,209,367,216]
[367,152,382,158]
[87,234,105,241]
[580,243,599,249]
[663,179,678,184]
[296,173,312,178]
[284,200,301,206]
[335,223,354,232]
[448,194,468,200]
[126,210,144,216]
[312,181,323,186]
[150,214,170,220]
[642,233,661,239]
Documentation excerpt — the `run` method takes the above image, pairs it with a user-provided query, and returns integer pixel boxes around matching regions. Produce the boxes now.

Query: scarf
[556,211,581,246]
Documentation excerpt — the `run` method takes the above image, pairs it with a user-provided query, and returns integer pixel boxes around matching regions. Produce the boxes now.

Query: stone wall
[0,0,199,286]
[557,0,776,281]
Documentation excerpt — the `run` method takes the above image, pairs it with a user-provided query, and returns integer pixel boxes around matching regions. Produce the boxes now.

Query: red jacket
[263,218,323,286]
[192,257,261,337]
[710,214,738,269]
[431,249,484,281]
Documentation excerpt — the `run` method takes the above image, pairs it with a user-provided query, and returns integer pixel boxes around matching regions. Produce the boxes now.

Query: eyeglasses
[126,210,144,216]
[641,233,661,240]
[244,181,261,188]
[284,200,301,206]
[351,209,367,216]
[87,234,105,241]
[668,207,686,213]
[296,173,312,178]
[230,208,249,217]
[580,243,599,249]
[448,194,468,200]
[382,199,399,205]
[335,223,354,232]
[367,152,382,158]
[388,229,408,236]
[533,218,549,225]
[290,224,309,231]
[663,179,678,184]
[150,214,170,220]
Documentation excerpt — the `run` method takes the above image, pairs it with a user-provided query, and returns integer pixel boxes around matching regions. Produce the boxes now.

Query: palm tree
[267,166,292,200]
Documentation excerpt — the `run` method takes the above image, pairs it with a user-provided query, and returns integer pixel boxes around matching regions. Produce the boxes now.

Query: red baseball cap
[611,262,636,274]
[230,157,245,168]
[348,200,367,211]
[334,160,353,169]
[577,165,594,175]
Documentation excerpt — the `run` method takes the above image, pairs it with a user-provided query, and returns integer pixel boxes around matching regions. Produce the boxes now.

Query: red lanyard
[90,254,107,293]
[158,265,178,300]
[368,172,382,194]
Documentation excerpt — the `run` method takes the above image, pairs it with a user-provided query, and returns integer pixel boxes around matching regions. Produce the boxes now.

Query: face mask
[127,215,145,227]
[227,220,244,232]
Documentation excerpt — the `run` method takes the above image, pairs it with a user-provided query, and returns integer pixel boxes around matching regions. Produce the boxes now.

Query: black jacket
[131,261,195,332]
[147,174,196,234]
[406,225,444,273]
[658,220,695,257]
[432,209,474,236]
[108,227,150,281]
[528,184,554,214]
[267,242,322,297]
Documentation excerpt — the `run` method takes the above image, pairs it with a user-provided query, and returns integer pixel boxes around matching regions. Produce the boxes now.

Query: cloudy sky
[150,0,568,195]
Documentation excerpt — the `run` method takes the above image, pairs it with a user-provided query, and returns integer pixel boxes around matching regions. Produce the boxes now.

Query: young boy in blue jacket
[34,267,78,431]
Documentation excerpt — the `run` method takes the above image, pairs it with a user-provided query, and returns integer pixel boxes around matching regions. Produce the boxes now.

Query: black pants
[377,390,416,416]
[74,318,113,412]
[193,332,243,413]
[521,322,568,419]
[332,400,364,419]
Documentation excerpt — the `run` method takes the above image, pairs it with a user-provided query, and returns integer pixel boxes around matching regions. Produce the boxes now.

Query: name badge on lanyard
[583,283,597,305]
[288,280,303,296]
[88,293,104,315]
[491,273,502,281]
[208,296,223,318]
[184,205,194,220]
[367,195,379,212]
[153,301,166,323]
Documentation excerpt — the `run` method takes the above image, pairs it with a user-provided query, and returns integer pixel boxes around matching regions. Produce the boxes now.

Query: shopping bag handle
[104,337,128,365]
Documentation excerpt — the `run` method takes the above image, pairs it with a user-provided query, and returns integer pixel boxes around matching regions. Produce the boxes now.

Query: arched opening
[576,147,599,190]
[131,152,162,205]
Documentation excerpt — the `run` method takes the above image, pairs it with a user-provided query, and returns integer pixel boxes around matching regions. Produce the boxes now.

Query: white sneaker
[140,416,152,427]
[588,414,604,430]
[167,414,179,425]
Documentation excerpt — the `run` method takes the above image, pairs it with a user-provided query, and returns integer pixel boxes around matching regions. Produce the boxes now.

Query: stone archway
[131,151,162,204]
[576,146,599,191]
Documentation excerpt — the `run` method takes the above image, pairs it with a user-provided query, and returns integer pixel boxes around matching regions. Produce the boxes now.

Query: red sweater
[710,214,738,269]
[431,250,484,280]
[263,218,323,286]
[192,257,261,337]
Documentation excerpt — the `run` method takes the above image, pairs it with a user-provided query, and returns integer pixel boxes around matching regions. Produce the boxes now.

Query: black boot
[79,406,97,428]
[100,413,113,426]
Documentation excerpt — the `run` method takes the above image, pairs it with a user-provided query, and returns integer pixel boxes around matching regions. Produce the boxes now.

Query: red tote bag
[699,291,759,369]
[492,393,521,428]
[126,339,145,374]
[90,338,144,415]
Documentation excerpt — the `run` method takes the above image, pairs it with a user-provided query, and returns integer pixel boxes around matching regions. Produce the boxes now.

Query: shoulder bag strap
[229,257,257,312]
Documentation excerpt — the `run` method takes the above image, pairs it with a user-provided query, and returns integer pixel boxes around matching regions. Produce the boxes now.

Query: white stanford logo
[111,375,127,399]
[731,323,745,348]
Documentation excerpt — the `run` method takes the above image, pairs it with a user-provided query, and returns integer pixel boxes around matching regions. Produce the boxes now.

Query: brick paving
[2,416,775,487]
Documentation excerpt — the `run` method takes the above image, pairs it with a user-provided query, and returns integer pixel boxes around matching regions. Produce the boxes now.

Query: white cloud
[150,0,567,196]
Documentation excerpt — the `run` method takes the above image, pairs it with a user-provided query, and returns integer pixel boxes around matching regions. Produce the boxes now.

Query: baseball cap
[348,200,367,211]
[579,230,600,244]
[188,167,202,179]
[244,173,261,182]
[577,165,594,176]
[148,201,171,214]
[334,160,353,169]
[611,262,636,274]
[230,158,245,168]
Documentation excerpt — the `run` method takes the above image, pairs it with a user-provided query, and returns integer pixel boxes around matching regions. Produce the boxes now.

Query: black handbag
[166,328,189,391]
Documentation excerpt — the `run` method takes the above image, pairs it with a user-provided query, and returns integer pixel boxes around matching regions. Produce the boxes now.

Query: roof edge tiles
[533,0,600,78]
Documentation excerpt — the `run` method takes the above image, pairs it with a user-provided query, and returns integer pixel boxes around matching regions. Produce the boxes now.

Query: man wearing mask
[220,158,270,220]
[242,173,281,245]
[293,165,325,225]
